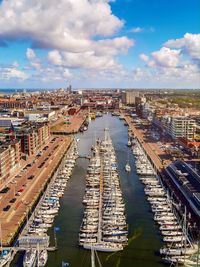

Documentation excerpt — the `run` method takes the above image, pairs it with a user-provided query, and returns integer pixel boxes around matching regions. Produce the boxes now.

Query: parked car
[28,175,34,180]
[0,187,10,193]
[9,198,17,203]
[3,205,11,211]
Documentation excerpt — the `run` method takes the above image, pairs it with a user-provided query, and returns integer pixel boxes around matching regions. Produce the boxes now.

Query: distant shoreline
[0,88,56,94]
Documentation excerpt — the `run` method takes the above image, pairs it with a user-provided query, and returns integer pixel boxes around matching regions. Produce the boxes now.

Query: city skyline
[0,0,199,89]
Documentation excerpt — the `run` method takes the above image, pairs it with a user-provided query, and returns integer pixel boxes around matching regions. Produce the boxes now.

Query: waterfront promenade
[122,113,172,172]
[50,110,87,134]
[0,136,72,246]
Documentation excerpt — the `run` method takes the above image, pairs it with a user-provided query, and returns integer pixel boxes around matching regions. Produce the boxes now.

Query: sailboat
[125,151,131,172]
[37,243,48,267]
[91,247,102,267]
[23,249,37,267]
[0,221,12,267]
[127,140,131,147]
[125,163,131,172]
[162,207,200,266]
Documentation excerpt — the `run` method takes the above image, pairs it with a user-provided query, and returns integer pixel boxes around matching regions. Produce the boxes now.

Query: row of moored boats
[79,129,128,252]
[21,141,78,267]
[131,135,199,266]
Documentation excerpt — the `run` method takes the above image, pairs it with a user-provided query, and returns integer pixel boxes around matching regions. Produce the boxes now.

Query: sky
[0,0,199,89]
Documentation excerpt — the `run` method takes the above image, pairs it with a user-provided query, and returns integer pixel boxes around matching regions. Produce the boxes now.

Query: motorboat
[127,140,131,147]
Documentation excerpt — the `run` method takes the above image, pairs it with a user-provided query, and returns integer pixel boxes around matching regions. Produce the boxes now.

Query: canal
[12,114,165,267]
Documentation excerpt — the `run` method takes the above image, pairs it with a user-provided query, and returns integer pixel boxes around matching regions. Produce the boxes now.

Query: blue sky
[0,0,199,88]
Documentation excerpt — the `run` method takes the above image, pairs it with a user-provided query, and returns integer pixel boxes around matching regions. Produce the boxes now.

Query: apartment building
[0,139,21,184]
[16,122,50,156]
[122,91,139,105]
[168,116,196,140]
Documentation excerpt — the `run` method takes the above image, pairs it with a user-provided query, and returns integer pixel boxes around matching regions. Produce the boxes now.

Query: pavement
[122,113,172,171]
[50,110,87,134]
[0,136,72,246]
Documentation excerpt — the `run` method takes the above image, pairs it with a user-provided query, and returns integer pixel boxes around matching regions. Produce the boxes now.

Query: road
[0,136,71,246]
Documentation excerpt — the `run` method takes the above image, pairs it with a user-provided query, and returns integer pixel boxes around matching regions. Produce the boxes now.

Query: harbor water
[12,114,165,267]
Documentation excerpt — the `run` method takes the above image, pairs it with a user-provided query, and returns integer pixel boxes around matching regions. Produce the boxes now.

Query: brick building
[0,139,21,184]
[16,122,50,156]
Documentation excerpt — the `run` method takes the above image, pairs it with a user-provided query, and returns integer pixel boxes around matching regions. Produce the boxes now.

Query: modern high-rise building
[122,91,139,105]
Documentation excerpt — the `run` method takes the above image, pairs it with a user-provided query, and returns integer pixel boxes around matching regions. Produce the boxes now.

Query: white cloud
[130,26,155,33]
[26,48,36,60]
[131,27,143,33]
[0,0,124,52]
[48,50,62,65]
[0,67,29,80]
[32,66,72,82]
[151,47,181,68]
[0,0,134,77]
[165,33,200,60]
[139,53,149,62]
[63,69,72,78]
[26,48,41,69]
[131,33,200,88]
[47,37,133,71]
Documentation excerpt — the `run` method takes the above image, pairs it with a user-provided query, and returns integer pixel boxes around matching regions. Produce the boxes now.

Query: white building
[167,116,196,140]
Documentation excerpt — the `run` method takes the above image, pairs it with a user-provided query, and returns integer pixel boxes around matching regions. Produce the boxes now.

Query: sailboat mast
[91,247,95,267]
[37,243,39,267]
[0,220,2,251]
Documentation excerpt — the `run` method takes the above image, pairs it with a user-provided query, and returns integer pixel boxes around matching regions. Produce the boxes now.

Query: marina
[0,113,198,267]
[0,0,199,265]
[36,114,165,267]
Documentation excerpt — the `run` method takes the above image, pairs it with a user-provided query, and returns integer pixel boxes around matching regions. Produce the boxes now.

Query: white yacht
[125,163,131,172]
[23,249,37,267]
[127,140,131,147]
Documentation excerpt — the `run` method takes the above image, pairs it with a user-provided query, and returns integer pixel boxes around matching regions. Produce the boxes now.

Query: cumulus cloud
[26,48,41,69]
[131,27,143,33]
[47,37,133,71]
[165,33,200,60]
[0,0,134,77]
[48,50,62,66]
[26,48,36,60]
[130,26,155,33]
[139,53,149,62]
[0,0,124,52]
[0,66,29,80]
[134,33,200,87]
[151,47,181,68]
